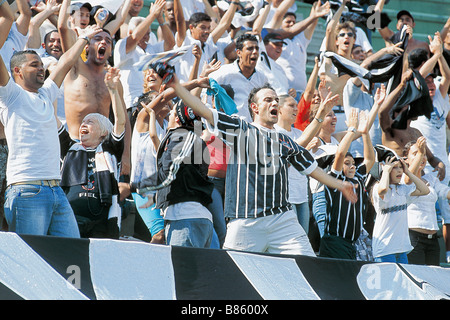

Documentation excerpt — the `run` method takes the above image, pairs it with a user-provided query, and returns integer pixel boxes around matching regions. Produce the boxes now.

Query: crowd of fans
[0,0,450,266]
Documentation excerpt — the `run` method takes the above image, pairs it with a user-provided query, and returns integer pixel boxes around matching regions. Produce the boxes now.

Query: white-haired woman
[58,67,126,239]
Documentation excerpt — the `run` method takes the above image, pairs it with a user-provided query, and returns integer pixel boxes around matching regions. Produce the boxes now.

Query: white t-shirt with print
[371,183,416,258]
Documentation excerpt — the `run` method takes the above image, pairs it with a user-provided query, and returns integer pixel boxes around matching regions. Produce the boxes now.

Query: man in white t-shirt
[256,32,293,97]
[209,33,268,122]
[0,10,102,237]
[174,3,239,83]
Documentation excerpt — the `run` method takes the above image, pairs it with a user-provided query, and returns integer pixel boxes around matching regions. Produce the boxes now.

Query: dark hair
[283,12,296,20]
[235,33,258,50]
[247,83,275,120]
[408,48,428,69]
[43,30,59,44]
[221,84,235,100]
[189,12,211,27]
[10,50,39,75]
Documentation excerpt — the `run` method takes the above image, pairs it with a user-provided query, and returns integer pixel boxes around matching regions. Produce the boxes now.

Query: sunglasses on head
[338,32,354,38]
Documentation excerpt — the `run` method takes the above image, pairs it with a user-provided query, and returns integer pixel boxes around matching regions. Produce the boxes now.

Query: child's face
[343,155,356,179]
[389,161,404,184]
[406,143,427,171]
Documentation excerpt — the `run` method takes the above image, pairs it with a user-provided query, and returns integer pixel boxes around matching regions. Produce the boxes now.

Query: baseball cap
[70,2,93,15]
[397,10,414,22]
[174,100,199,127]
[263,33,287,45]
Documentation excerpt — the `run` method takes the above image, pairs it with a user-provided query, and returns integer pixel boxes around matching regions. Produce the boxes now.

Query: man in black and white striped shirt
[170,78,358,256]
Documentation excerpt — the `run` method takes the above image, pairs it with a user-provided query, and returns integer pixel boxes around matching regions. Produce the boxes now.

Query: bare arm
[332,108,358,172]
[296,87,339,147]
[15,0,32,36]
[49,25,102,87]
[325,0,346,52]
[276,1,330,40]
[374,0,394,42]
[170,75,215,125]
[105,67,126,136]
[210,1,239,44]
[0,1,15,87]
[174,0,186,47]
[308,166,358,203]
[26,0,61,49]
[103,0,132,36]
[125,0,165,54]
[57,0,78,52]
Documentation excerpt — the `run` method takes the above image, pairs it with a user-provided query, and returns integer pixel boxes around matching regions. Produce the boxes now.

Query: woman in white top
[403,137,450,265]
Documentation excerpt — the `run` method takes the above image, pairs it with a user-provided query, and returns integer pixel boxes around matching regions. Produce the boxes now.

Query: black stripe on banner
[20,235,96,300]
[0,281,24,300]
[292,254,369,300]
[171,246,263,300]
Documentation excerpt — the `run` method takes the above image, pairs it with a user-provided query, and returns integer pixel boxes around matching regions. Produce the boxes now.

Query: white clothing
[408,173,450,231]
[0,78,62,185]
[130,119,168,187]
[223,210,315,256]
[175,31,218,83]
[371,183,416,258]
[114,35,165,110]
[209,60,268,122]
[410,78,450,222]
[257,40,290,96]
[274,124,308,204]
[276,32,311,93]
[164,201,212,223]
[179,0,205,20]
[343,79,381,157]
[0,23,28,71]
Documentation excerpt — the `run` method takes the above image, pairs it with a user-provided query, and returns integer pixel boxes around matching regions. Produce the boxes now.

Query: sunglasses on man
[338,32,354,38]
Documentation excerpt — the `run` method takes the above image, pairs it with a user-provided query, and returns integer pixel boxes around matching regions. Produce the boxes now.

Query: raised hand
[104,67,121,91]
[357,110,369,134]
[373,84,386,106]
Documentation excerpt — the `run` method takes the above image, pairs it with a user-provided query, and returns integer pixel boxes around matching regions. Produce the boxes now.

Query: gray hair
[82,113,113,141]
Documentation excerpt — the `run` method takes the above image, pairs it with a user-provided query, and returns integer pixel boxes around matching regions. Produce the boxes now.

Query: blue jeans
[132,193,164,236]
[312,190,327,237]
[4,184,80,238]
[165,218,213,248]
[375,252,409,264]
[292,202,310,234]
[207,182,227,248]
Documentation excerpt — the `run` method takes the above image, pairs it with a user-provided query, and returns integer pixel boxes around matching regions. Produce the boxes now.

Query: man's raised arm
[49,25,102,87]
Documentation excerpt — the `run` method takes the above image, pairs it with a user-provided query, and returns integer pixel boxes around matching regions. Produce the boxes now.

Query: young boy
[319,108,375,259]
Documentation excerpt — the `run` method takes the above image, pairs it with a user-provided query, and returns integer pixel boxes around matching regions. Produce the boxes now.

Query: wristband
[347,127,356,133]
[159,22,169,27]
[314,117,323,123]
[81,36,90,44]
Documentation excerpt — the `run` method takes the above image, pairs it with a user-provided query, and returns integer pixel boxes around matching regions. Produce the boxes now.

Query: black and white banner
[0,232,449,300]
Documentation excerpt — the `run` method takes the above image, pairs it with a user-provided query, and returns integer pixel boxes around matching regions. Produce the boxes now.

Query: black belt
[409,229,439,239]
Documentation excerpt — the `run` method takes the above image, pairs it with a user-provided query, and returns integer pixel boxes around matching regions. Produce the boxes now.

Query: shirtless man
[321,0,355,103]
[58,0,131,178]
[375,0,430,57]
[378,69,445,180]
